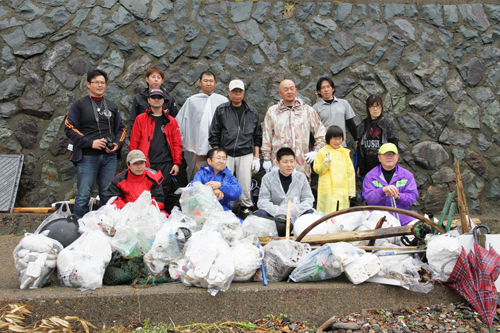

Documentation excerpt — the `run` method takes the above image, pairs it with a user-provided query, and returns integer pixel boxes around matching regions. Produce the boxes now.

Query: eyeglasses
[91,81,106,86]
[149,95,164,100]
[380,152,398,156]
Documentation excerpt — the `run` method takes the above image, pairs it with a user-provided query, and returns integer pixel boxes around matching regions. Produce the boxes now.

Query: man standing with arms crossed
[176,71,228,181]
[209,79,262,213]
[261,79,326,180]
[64,69,126,220]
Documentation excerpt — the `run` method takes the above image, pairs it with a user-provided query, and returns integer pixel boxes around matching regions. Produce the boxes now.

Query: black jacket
[209,101,263,157]
[129,85,177,130]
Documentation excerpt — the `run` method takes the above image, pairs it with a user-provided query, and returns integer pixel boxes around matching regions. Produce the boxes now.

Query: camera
[104,136,114,150]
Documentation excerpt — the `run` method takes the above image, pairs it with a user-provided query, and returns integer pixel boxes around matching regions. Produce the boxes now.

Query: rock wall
[1,0,500,215]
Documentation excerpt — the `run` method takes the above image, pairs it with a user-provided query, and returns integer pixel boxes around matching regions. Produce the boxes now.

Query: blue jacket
[192,166,242,211]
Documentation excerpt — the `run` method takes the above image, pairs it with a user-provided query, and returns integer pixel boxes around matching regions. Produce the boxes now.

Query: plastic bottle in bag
[168,232,180,257]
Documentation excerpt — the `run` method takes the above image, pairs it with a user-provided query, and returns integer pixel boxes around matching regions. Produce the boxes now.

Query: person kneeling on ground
[362,143,418,226]
[255,147,314,218]
[107,150,166,213]
[191,147,242,211]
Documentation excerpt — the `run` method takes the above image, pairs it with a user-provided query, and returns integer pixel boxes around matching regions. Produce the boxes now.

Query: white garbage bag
[263,239,311,282]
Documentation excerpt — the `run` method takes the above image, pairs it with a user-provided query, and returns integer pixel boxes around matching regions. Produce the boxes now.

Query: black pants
[150,161,174,214]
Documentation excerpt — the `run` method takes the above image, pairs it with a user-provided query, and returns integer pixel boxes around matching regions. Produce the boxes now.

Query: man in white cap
[209,79,262,214]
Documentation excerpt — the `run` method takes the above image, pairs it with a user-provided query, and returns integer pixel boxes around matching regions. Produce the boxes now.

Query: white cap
[228,79,245,91]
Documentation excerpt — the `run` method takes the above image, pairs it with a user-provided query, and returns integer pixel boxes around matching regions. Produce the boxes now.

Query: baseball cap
[127,150,147,164]
[378,143,398,155]
[228,79,245,91]
[148,88,166,98]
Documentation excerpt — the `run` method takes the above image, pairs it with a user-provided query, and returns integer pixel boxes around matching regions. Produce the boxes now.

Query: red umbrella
[447,226,500,333]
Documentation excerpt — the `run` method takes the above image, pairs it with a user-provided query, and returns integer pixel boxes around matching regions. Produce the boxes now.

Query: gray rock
[229,38,248,57]
[307,46,335,65]
[469,87,494,108]
[409,112,436,138]
[431,167,456,184]
[365,22,388,41]
[172,82,191,107]
[0,103,17,118]
[49,30,76,42]
[209,63,230,84]
[412,141,449,170]
[252,2,270,23]
[374,68,400,92]
[102,0,117,9]
[368,4,380,21]
[387,32,408,47]
[250,49,265,67]
[329,32,353,56]
[17,1,45,21]
[356,4,367,17]
[75,31,107,60]
[406,5,418,19]
[415,172,429,189]
[350,20,372,35]
[68,56,95,76]
[214,82,227,97]
[477,133,492,151]
[39,115,64,149]
[0,76,25,101]
[414,57,441,79]
[225,54,254,75]
[465,150,489,180]
[398,116,421,142]
[353,87,369,103]
[417,32,436,52]
[482,100,500,132]
[273,2,283,19]
[109,34,135,57]
[102,83,125,103]
[205,35,229,60]
[391,19,416,41]
[59,160,76,181]
[246,78,268,107]
[487,62,500,88]
[387,47,403,71]
[296,2,316,21]
[119,0,147,19]
[455,98,480,129]
[430,98,453,129]
[406,52,420,68]
[2,27,25,49]
[51,65,79,90]
[163,60,187,91]
[22,153,37,176]
[120,54,151,88]
[290,47,304,61]
[397,141,416,170]
[13,42,46,60]
[438,127,472,149]
[259,41,278,63]
[45,6,70,30]
[86,7,106,34]
[391,91,406,115]
[332,323,360,330]
[41,73,60,96]
[330,55,362,75]
[15,121,38,149]
[41,40,72,72]
[457,57,485,88]
[97,50,123,81]
[428,67,449,88]
[481,33,493,44]
[443,5,458,26]
[38,0,65,6]
[4,140,22,154]
[150,0,173,21]
[159,20,177,44]
[444,75,466,104]
[342,15,360,31]
[487,178,500,201]
[19,90,54,119]
[334,3,352,22]
[1,46,16,75]
[139,38,168,58]
[71,8,90,28]
[423,4,443,27]
[438,29,454,49]
[396,71,424,94]
[41,160,60,188]
[486,5,500,24]
[188,36,208,59]
[264,20,280,41]
[458,4,490,32]
[282,20,305,45]
[53,92,75,106]
[182,62,209,86]
[0,17,26,30]
[318,3,331,16]
[457,26,479,42]
[480,46,500,67]
[350,64,375,81]
[409,89,448,112]
[435,49,451,64]
[367,43,390,66]
[169,44,186,63]
[384,4,405,19]
[0,128,13,143]
[355,37,374,52]
[230,2,252,23]
[100,6,134,35]
[173,0,187,20]
[236,19,264,45]
[280,42,288,52]
[306,16,337,41]
[197,12,218,34]
[332,78,358,98]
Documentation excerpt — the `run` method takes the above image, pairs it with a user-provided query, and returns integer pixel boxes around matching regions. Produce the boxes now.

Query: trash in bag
[275,197,301,223]
[203,211,244,246]
[119,191,166,240]
[169,258,188,280]
[426,230,461,281]
[263,239,311,282]
[177,182,224,229]
[168,206,197,232]
[293,211,327,236]
[289,243,342,282]
[78,200,122,236]
[57,231,112,291]
[13,233,64,289]
[385,256,435,293]
[231,236,263,282]
[35,202,80,248]
[111,224,152,259]
[144,224,188,276]
[181,230,235,296]
[242,214,278,238]
[326,211,369,234]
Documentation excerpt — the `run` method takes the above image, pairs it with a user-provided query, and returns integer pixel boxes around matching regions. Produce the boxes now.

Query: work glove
[305,151,318,163]
[252,158,261,173]
[263,160,272,173]
[324,152,331,164]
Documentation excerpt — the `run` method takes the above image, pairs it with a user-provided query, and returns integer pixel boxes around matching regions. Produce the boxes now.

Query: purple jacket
[362,164,419,226]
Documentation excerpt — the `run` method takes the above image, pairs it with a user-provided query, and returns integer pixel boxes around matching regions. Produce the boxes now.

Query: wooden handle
[12,207,53,213]
[285,198,291,240]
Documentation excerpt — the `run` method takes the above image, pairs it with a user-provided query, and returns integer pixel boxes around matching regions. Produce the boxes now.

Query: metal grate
[0,154,24,212]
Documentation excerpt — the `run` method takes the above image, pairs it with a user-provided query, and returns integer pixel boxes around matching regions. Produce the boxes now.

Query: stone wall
[1,0,500,215]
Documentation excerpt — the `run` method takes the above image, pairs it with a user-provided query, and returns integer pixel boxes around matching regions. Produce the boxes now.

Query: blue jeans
[74,153,117,220]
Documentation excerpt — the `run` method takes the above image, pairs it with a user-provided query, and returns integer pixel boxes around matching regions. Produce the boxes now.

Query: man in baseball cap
[209,79,263,217]
[362,142,419,226]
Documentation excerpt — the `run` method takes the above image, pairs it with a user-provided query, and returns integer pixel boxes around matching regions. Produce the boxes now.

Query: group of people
[64,66,418,226]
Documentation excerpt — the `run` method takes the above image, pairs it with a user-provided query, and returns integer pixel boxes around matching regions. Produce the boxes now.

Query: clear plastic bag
[385,256,435,293]
[293,211,327,236]
[111,225,152,259]
[289,243,342,282]
[242,214,278,238]
[231,236,263,282]
[275,197,301,222]
[326,211,369,234]
[78,203,122,236]
[168,206,197,231]
[177,182,224,229]
[202,211,244,246]
[119,191,166,240]
[57,231,112,291]
[13,233,64,289]
[144,225,187,276]
[263,240,311,282]
[426,230,460,281]
[181,230,235,296]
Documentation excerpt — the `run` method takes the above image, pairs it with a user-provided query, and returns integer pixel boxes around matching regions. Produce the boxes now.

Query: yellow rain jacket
[313,145,356,213]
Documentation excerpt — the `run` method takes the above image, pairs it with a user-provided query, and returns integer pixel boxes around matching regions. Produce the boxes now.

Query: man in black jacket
[209,79,262,213]
[129,66,177,131]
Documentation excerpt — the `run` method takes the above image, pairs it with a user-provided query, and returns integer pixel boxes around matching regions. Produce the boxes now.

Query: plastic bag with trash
[119,191,166,240]
[78,199,122,236]
[13,233,64,289]
[57,231,112,291]
[242,214,278,238]
[263,239,311,282]
[181,230,235,296]
[275,197,301,222]
[326,211,369,234]
[231,236,264,282]
[289,243,342,282]
[177,182,224,229]
[293,211,327,236]
[168,207,197,232]
[203,211,244,246]
[111,224,152,259]
[426,230,461,281]
[383,256,435,293]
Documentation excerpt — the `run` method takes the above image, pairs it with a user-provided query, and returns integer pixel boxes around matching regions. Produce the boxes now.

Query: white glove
[252,158,261,173]
[324,152,331,164]
[263,160,272,173]
[305,151,318,163]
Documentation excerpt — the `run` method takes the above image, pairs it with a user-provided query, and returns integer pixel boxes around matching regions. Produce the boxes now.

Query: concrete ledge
[0,279,463,328]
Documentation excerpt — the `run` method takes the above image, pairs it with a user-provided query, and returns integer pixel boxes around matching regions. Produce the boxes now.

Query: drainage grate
[0,154,24,212]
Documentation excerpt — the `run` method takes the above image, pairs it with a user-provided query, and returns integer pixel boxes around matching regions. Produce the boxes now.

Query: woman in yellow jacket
[313,126,356,213]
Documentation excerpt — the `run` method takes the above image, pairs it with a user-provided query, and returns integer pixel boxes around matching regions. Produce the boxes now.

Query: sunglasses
[150,95,164,100]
